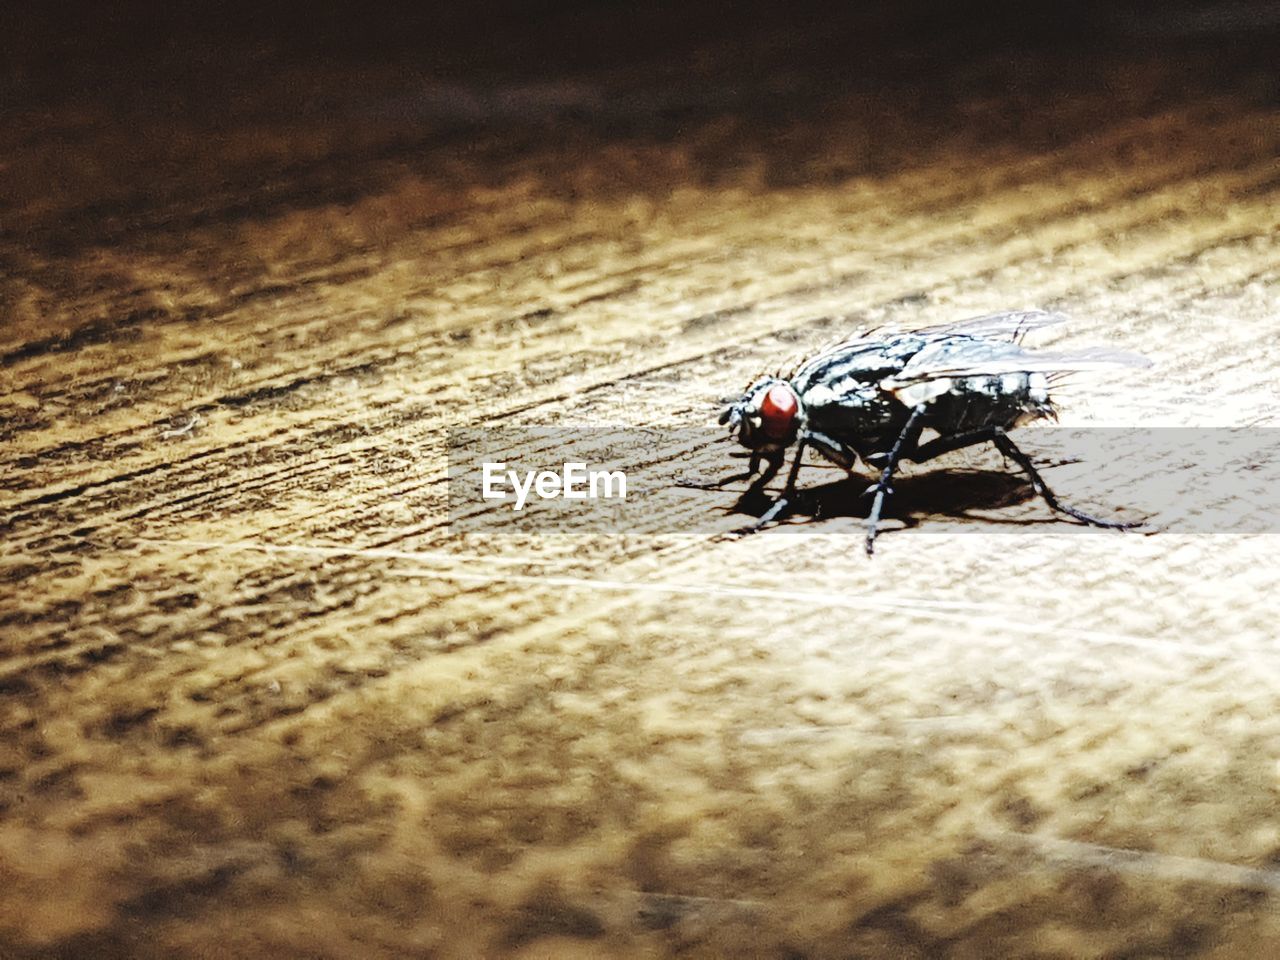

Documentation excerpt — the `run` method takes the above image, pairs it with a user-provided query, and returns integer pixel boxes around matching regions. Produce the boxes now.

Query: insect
[694,310,1150,555]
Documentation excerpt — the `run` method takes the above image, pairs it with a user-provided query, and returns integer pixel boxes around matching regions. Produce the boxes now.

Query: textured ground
[3,3,1280,957]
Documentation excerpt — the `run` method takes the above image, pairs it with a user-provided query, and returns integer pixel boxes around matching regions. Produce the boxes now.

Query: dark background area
[4,1,1277,116]
[3,0,1276,261]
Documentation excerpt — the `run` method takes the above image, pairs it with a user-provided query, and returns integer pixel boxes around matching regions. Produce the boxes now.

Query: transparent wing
[881,336,1151,389]
[909,309,1070,343]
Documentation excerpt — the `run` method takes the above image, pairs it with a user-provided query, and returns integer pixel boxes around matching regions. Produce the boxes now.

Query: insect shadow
[729,466,1054,530]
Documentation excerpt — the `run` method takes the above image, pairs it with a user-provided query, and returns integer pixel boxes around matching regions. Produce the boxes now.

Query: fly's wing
[819,309,1065,359]
[879,336,1151,402]
[909,309,1070,343]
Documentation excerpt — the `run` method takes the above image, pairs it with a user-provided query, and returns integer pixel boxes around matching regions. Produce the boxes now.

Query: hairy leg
[863,405,927,555]
[910,426,1142,530]
[991,431,1142,529]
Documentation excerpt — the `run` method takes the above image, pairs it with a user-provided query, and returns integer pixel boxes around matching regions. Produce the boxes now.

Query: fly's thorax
[789,334,925,392]
[788,337,919,439]
[799,377,900,441]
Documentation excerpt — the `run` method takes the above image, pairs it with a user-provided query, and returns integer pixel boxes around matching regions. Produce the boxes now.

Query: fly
[691,310,1151,555]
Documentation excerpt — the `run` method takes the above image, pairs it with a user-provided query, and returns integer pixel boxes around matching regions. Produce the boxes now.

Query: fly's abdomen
[927,372,1054,433]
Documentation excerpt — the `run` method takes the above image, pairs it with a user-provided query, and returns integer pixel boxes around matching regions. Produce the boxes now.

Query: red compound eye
[759,383,798,439]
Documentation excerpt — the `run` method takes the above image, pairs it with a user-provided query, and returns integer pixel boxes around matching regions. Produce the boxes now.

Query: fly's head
[719,378,802,451]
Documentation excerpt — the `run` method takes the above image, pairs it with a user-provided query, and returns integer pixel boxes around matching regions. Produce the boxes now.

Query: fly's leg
[990,431,1142,529]
[729,442,807,536]
[746,453,784,496]
[909,427,1142,530]
[863,405,927,556]
[908,426,1003,462]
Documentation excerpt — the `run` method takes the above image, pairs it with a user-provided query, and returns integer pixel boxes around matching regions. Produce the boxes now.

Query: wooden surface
[4,5,1280,957]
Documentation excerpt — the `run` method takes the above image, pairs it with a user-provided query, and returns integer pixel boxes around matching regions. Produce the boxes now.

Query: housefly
[694,310,1150,555]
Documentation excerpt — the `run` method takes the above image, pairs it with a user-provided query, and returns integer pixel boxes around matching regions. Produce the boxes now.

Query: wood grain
[3,6,1280,957]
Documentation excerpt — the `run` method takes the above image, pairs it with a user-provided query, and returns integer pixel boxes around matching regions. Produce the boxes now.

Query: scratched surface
[4,4,1280,957]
